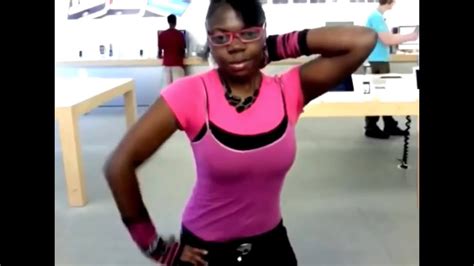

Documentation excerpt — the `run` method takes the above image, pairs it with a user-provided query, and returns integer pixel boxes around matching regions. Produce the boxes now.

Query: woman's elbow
[103,154,118,181]
[358,28,378,50]
[103,150,141,181]
[103,153,128,182]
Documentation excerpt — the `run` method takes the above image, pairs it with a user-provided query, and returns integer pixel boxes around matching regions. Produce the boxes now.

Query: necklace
[219,72,261,113]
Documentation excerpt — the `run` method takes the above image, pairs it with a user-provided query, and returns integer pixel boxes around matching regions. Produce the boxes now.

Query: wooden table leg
[57,107,87,207]
[123,88,137,128]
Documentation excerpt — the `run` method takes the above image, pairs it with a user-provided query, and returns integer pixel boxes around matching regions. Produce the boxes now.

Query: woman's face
[206,4,265,79]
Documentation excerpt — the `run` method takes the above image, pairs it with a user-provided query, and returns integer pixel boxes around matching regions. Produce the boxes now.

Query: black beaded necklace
[219,72,261,113]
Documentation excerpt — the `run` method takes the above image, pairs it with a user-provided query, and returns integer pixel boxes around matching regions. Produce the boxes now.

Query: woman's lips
[228,60,250,71]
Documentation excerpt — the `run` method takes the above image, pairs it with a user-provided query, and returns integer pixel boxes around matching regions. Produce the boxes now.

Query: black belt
[179,220,286,264]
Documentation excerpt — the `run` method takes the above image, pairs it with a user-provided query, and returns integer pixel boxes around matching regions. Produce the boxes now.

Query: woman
[103,1,377,265]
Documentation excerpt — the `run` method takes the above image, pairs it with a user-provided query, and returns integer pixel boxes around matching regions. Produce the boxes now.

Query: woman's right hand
[124,220,183,265]
[179,245,208,266]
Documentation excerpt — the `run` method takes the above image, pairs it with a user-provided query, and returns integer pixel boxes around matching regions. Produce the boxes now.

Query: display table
[301,73,419,206]
[55,78,137,207]
[55,54,418,68]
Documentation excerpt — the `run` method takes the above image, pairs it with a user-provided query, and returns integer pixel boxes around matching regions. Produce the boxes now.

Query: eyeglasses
[207,27,265,47]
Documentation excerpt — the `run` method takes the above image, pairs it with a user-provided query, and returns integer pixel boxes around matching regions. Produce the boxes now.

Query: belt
[180,220,285,264]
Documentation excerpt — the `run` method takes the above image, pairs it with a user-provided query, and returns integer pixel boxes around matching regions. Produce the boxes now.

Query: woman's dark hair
[379,0,394,5]
[206,0,266,28]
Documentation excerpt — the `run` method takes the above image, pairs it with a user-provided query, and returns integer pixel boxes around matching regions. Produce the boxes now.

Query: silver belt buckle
[236,243,252,255]
[236,243,252,263]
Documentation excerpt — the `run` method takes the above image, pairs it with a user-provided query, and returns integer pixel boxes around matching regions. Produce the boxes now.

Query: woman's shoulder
[159,70,214,139]
[161,69,216,95]
[261,66,304,124]
[261,66,301,88]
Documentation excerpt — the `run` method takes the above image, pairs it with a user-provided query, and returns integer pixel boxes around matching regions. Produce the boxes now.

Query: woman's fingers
[180,245,208,266]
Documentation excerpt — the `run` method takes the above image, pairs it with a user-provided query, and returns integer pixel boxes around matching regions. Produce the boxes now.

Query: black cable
[398,115,411,169]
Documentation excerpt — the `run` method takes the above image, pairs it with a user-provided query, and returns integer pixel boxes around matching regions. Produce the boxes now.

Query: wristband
[266,29,310,61]
[126,220,181,265]
[122,205,181,265]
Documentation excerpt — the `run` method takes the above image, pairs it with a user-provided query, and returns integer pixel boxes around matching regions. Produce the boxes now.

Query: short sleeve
[278,66,305,124]
[160,76,206,139]
[369,14,389,33]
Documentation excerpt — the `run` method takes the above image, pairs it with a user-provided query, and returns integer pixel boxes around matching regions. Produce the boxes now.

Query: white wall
[55,0,419,61]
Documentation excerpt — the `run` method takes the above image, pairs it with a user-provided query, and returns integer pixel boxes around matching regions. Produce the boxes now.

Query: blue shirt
[366,10,389,62]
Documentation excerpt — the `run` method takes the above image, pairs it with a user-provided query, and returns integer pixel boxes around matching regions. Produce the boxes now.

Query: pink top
[160,66,305,242]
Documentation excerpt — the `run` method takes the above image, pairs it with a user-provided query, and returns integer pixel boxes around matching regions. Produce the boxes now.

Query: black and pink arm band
[266,29,311,61]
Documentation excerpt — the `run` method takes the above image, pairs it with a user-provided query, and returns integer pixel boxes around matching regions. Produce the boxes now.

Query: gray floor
[55,107,419,266]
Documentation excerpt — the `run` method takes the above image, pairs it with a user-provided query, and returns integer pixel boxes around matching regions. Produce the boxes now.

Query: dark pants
[176,220,298,266]
[365,62,398,129]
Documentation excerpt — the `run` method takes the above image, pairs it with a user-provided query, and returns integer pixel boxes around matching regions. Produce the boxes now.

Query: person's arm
[370,15,417,46]
[104,98,177,224]
[265,27,376,103]
[181,33,186,58]
[103,81,208,265]
[378,31,418,46]
[158,33,163,59]
[158,48,163,59]
[103,98,179,262]
[298,26,377,103]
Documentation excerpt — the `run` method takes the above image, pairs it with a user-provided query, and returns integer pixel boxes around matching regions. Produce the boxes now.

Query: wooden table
[55,78,137,207]
[301,74,420,206]
[55,54,417,68]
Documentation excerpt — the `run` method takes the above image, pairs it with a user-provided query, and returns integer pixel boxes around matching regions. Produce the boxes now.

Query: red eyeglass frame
[207,26,266,47]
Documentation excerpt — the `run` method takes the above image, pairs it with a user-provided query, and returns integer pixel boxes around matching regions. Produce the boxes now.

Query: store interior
[55,1,419,265]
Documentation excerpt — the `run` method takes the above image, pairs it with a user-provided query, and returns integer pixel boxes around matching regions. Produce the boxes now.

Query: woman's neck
[219,71,262,97]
